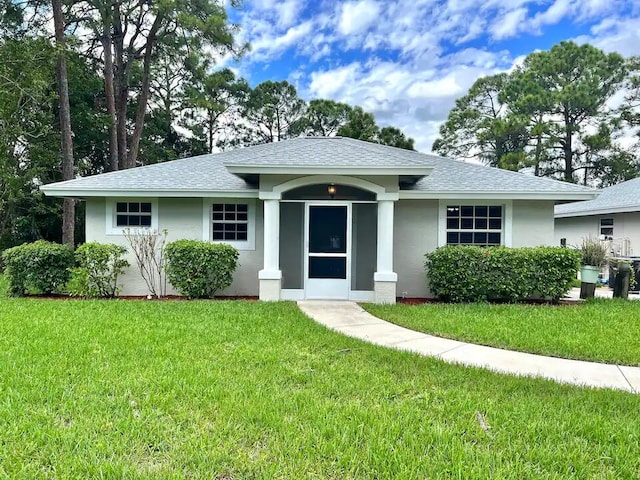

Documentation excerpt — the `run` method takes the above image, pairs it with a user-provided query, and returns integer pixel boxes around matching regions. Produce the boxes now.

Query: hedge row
[1,239,240,298]
[425,246,580,302]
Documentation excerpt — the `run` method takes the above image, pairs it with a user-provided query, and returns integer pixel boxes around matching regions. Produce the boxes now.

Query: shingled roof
[555,177,640,217]
[41,136,597,200]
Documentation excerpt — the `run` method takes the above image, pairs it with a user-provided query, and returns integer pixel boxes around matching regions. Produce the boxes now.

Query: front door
[305,204,350,299]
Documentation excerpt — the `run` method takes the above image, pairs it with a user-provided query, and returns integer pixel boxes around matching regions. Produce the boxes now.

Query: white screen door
[305,204,350,299]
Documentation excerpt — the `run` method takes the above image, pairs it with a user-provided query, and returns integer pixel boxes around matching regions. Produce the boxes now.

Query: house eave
[224,164,433,177]
[555,205,640,218]
[399,191,599,201]
[40,187,260,198]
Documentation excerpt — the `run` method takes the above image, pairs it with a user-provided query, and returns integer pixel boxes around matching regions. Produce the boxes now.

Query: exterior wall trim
[105,197,159,235]
[555,205,640,218]
[265,175,398,201]
[43,188,259,198]
[226,165,432,176]
[401,191,597,201]
[201,198,256,251]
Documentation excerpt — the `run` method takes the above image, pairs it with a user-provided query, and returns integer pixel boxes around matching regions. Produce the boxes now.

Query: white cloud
[273,0,304,29]
[530,0,572,29]
[309,63,362,99]
[490,7,528,40]
[224,0,639,152]
[407,76,465,99]
[576,16,640,57]
[337,0,381,36]
[249,20,315,62]
[306,54,509,151]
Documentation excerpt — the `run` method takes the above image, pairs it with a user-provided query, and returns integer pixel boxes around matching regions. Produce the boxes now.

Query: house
[555,177,640,257]
[41,137,597,303]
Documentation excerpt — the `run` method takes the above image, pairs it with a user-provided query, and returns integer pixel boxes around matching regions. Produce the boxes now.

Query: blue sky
[223,0,640,151]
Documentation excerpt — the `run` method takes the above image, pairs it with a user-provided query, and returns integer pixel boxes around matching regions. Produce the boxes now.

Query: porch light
[327,183,336,199]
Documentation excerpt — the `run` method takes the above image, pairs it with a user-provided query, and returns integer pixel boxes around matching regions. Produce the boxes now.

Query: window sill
[106,226,157,236]
[210,239,255,251]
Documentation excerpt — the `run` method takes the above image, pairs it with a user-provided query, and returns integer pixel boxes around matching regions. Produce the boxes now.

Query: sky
[223,0,640,153]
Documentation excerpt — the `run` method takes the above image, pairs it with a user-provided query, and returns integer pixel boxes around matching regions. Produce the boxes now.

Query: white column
[262,199,280,273]
[376,200,394,274]
[374,199,397,303]
[259,198,282,300]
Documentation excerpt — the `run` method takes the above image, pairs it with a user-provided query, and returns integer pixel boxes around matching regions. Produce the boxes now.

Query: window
[212,203,249,241]
[446,205,503,246]
[115,201,152,227]
[600,218,614,239]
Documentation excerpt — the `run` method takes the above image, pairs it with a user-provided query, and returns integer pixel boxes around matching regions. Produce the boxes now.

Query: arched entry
[273,180,380,301]
[259,175,397,303]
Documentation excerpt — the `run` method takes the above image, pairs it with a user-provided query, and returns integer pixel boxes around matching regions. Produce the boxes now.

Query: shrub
[68,243,129,297]
[165,240,239,298]
[425,246,580,303]
[1,241,75,296]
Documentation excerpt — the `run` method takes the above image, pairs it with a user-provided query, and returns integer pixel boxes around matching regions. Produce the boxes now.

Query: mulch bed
[11,294,259,301]
[396,297,581,306]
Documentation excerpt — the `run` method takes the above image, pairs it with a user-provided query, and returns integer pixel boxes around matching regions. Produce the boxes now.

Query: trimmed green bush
[165,240,239,298]
[1,241,75,296]
[68,242,129,298]
[425,246,580,302]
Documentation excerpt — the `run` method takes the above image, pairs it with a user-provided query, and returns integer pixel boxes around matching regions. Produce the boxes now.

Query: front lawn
[365,299,640,366]
[0,299,639,478]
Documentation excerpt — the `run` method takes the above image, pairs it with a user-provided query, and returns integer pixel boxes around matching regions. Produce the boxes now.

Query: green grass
[365,299,640,366]
[0,273,7,297]
[0,299,639,478]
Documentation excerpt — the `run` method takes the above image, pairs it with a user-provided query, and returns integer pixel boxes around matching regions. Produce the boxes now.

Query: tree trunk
[563,109,573,182]
[101,25,118,171]
[52,0,75,246]
[208,111,214,153]
[112,4,129,169]
[127,17,162,168]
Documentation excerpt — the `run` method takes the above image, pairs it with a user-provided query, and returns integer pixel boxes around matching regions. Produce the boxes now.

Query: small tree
[123,229,168,298]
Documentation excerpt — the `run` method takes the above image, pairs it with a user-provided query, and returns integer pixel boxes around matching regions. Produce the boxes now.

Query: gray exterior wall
[86,197,558,298]
[511,200,555,247]
[85,197,263,296]
[393,199,557,298]
[393,199,438,298]
[555,212,640,255]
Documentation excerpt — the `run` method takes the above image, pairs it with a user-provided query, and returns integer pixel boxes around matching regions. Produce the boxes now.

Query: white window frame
[438,200,512,247]
[106,198,158,235]
[202,198,256,251]
[599,218,614,239]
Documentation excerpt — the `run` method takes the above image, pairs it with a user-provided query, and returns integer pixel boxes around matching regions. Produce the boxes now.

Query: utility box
[612,262,631,299]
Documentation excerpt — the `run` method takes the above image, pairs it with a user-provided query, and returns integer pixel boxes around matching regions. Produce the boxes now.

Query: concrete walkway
[564,287,640,301]
[297,301,640,394]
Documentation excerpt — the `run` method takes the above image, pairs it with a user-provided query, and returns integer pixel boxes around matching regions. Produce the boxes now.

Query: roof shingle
[555,177,640,217]
[41,136,597,197]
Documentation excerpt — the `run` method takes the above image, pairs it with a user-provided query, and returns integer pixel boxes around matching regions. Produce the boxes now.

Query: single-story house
[555,177,640,257]
[42,137,597,303]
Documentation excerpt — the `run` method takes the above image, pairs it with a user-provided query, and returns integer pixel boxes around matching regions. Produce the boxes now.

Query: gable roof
[555,177,640,218]
[40,136,597,200]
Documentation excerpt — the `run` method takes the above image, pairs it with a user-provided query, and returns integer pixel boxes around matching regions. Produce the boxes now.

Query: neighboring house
[41,137,596,303]
[555,177,640,257]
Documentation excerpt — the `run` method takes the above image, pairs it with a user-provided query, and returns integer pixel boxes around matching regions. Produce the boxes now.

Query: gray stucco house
[42,137,596,303]
[555,177,640,257]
